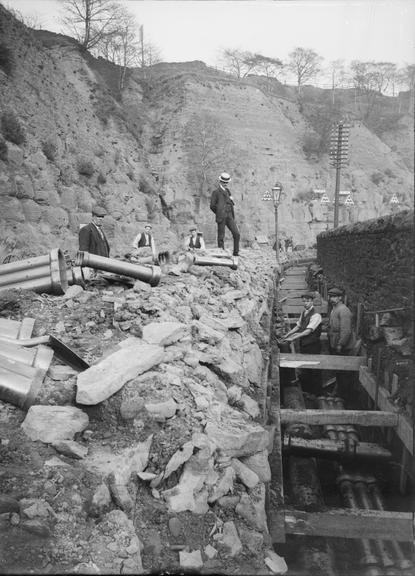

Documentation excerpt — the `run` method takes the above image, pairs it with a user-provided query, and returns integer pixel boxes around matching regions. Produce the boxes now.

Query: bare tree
[219,48,259,78]
[287,47,323,94]
[184,112,234,205]
[61,0,121,51]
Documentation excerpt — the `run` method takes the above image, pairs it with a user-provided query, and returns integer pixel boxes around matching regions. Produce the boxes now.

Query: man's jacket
[79,223,110,257]
[328,302,356,351]
[210,186,235,222]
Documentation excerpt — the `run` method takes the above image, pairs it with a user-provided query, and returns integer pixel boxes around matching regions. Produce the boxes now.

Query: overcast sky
[5,0,415,75]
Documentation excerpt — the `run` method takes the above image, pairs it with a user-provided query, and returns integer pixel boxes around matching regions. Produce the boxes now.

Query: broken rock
[145,397,178,420]
[205,404,269,458]
[217,521,242,557]
[76,344,164,405]
[142,321,188,346]
[52,439,88,459]
[21,405,89,443]
[179,550,203,570]
[265,549,288,574]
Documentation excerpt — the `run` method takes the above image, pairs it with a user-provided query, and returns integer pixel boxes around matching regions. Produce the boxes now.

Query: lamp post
[262,182,283,263]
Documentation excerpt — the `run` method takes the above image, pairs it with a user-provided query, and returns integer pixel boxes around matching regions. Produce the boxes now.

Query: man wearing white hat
[209,172,240,262]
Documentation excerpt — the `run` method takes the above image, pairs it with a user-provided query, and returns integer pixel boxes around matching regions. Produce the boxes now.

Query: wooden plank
[359,366,413,455]
[282,304,328,315]
[280,409,398,427]
[267,343,285,543]
[284,509,414,542]
[282,283,308,290]
[283,436,392,460]
[280,353,366,371]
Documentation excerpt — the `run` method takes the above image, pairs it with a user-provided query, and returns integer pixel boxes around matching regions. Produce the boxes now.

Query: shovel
[0,335,89,371]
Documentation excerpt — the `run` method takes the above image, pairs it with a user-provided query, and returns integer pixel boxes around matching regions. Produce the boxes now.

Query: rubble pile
[0,248,289,575]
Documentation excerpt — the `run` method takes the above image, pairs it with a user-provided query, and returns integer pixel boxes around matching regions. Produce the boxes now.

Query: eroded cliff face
[0,5,413,258]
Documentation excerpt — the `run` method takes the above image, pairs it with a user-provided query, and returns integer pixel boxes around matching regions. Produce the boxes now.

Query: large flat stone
[142,322,188,346]
[21,405,89,444]
[76,344,164,405]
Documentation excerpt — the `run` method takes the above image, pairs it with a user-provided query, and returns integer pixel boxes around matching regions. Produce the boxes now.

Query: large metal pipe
[0,249,68,295]
[75,251,161,286]
[192,254,238,270]
[337,474,381,576]
[331,396,360,446]
[369,480,413,572]
[284,384,313,438]
[354,477,396,571]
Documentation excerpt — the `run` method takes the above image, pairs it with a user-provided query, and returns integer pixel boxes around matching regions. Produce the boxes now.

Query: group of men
[281,286,356,398]
[79,171,241,264]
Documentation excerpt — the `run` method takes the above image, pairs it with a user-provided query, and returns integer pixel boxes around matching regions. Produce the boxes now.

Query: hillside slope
[0,5,413,258]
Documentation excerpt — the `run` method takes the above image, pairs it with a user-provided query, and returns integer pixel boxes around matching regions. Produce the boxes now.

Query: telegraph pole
[330,120,350,228]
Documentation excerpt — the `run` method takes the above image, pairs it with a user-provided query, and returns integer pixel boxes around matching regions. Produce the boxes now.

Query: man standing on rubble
[327,287,357,398]
[78,205,110,257]
[210,172,240,264]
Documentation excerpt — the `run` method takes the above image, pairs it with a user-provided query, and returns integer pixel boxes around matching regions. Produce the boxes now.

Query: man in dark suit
[79,205,110,257]
[209,172,240,263]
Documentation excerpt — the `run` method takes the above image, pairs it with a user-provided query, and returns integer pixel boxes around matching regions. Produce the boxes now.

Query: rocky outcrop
[0,5,412,259]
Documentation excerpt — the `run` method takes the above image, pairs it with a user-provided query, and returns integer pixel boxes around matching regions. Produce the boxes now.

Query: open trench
[265,261,414,576]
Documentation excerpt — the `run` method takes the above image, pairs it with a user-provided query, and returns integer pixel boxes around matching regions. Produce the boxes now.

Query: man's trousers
[217,216,240,256]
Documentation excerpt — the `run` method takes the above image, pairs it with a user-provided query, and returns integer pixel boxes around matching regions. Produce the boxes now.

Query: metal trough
[75,251,161,287]
[0,248,68,295]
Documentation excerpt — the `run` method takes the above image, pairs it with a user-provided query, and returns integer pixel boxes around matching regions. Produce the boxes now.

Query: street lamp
[262,182,283,263]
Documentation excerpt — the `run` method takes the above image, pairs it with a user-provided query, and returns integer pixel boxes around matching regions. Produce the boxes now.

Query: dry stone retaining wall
[317,210,414,313]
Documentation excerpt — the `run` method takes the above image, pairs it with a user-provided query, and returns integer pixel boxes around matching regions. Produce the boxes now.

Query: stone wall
[317,210,414,314]
[317,210,414,416]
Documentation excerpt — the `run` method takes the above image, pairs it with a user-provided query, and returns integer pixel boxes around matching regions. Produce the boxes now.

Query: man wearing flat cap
[282,291,323,394]
[327,287,357,398]
[79,205,110,257]
[210,172,240,263]
[184,226,206,251]
[132,224,157,264]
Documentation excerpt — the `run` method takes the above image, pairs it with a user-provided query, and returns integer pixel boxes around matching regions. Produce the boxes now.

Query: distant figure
[78,205,110,257]
[132,224,157,264]
[210,172,240,263]
[282,291,322,395]
[327,287,357,399]
[185,227,206,251]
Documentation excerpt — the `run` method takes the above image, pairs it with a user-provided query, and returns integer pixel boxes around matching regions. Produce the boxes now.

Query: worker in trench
[327,286,357,400]
[280,291,323,396]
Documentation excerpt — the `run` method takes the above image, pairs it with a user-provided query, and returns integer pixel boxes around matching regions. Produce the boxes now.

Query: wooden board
[280,409,398,427]
[283,436,391,460]
[282,283,308,290]
[282,304,328,315]
[283,509,414,542]
[359,365,413,454]
[279,353,366,371]
[267,343,285,543]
